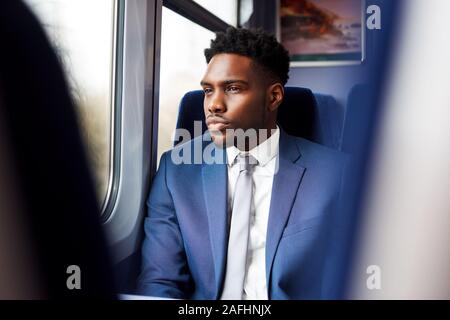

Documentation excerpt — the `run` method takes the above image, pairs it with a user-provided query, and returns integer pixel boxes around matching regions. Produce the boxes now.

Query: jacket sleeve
[136,151,193,299]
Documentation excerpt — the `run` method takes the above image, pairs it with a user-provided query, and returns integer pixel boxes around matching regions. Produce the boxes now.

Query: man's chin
[209,131,233,148]
[210,133,225,148]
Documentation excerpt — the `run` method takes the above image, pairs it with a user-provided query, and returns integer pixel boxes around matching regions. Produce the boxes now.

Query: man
[137,27,348,299]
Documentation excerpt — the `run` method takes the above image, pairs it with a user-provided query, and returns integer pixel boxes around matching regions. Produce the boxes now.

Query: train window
[23,0,118,215]
[238,0,254,27]
[193,0,238,26]
[157,7,214,160]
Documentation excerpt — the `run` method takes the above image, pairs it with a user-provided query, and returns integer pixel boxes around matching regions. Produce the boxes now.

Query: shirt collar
[226,125,280,167]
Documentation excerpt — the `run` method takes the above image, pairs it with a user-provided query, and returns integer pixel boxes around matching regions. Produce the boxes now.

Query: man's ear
[267,83,284,112]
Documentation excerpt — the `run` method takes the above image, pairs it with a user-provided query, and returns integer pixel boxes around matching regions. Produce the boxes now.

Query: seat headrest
[175,87,343,149]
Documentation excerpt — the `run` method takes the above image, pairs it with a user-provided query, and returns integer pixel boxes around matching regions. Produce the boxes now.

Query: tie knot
[236,154,258,172]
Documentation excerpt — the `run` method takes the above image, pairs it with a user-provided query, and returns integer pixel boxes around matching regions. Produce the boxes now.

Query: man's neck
[235,125,278,152]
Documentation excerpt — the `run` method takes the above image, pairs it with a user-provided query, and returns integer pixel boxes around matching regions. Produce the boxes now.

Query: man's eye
[227,86,240,93]
[203,88,212,94]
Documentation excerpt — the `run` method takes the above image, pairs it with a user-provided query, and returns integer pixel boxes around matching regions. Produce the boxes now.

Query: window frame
[163,0,231,32]
[100,0,125,222]
[103,0,162,266]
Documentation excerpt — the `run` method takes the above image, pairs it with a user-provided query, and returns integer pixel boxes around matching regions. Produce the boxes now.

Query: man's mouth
[206,117,231,132]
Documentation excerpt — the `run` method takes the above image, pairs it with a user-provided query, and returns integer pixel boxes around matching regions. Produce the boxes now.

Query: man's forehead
[202,53,254,83]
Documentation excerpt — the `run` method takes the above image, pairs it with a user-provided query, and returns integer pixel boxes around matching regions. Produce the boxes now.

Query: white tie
[220,154,257,300]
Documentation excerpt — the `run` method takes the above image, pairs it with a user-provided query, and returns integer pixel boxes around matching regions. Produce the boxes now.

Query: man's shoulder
[285,135,350,190]
[160,134,223,169]
[287,134,349,168]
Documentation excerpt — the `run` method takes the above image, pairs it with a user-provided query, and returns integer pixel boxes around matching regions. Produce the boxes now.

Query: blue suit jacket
[137,129,348,299]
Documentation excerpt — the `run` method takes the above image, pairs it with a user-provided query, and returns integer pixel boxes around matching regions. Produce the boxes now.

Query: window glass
[158,7,214,162]
[238,0,254,27]
[24,0,116,212]
[193,0,238,26]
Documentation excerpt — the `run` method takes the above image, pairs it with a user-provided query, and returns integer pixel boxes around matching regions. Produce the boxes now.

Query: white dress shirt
[225,126,280,300]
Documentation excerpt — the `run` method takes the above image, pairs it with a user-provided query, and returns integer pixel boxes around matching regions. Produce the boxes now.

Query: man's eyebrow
[223,80,249,86]
[200,79,249,86]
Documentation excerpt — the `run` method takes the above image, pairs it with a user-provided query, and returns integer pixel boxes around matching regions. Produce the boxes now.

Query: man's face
[200,53,270,148]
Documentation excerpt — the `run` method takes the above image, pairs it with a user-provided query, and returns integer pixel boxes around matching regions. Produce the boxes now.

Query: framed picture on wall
[277,0,365,67]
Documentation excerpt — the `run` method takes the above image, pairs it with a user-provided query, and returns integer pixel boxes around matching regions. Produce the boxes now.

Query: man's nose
[207,92,226,114]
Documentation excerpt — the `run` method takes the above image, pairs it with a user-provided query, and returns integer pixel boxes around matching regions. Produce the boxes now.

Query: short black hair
[204,27,290,86]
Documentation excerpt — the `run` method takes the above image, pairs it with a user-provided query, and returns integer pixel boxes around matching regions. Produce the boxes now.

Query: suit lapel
[265,130,306,295]
[201,144,228,299]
